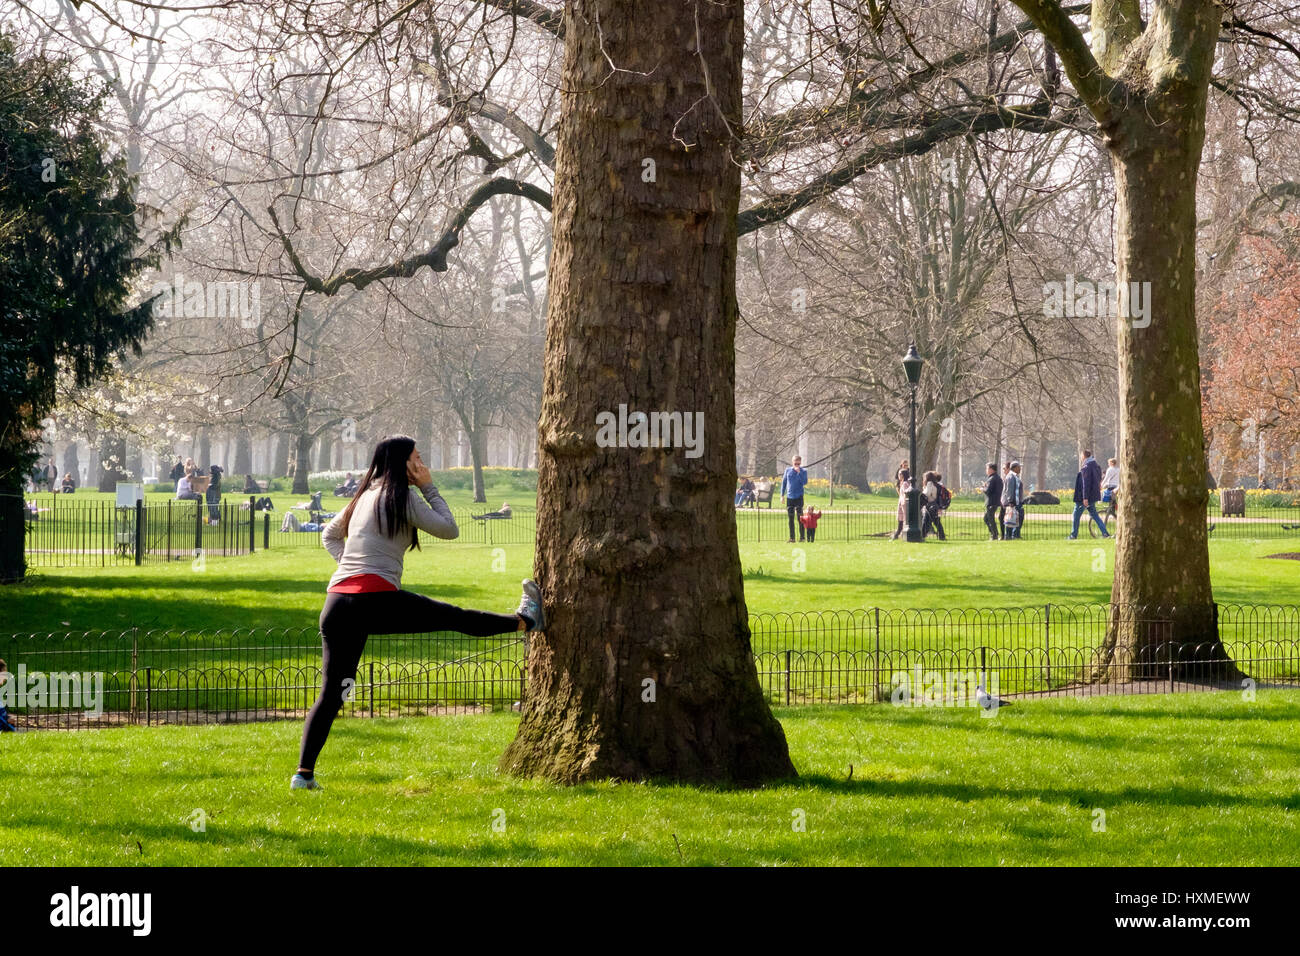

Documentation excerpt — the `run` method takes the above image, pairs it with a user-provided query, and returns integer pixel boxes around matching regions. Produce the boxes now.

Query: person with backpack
[1068,449,1110,539]
[1001,461,1024,539]
[921,471,948,541]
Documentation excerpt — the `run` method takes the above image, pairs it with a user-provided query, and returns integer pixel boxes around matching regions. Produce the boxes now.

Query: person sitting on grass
[799,504,821,542]
[176,470,201,501]
[60,473,76,493]
[292,435,547,792]
[473,502,513,521]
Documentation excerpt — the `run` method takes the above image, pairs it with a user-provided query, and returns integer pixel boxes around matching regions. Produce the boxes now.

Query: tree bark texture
[500,0,796,784]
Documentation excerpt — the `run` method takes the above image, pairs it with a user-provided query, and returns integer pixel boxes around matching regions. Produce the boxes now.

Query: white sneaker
[516,579,546,632]
[290,773,321,791]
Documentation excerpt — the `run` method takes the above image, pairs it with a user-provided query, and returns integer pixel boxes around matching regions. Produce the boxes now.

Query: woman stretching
[292,435,545,791]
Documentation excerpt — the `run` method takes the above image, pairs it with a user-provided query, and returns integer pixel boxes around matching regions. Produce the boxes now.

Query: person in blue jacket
[781,455,810,543]
[1068,449,1110,539]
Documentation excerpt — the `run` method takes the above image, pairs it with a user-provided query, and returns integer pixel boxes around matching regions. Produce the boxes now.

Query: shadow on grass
[784,773,1300,812]
[0,577,480,632]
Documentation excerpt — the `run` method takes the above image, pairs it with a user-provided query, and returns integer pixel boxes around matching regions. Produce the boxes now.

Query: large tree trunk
[1101,9,1238,679]
[291,430,313,495]
[415,410,434,472]
[469,410,488,503]
[96,434,127,491]
[1012,0,1239,682]
[316,433,333,472]
[501,0,795,785]
[273,433,290,478]
[234,429,252,475]
[836,409,872,491]
[62,443,79,487]
[1035,426,1049,489]
[0,477,24,582]
[916,414,941,477]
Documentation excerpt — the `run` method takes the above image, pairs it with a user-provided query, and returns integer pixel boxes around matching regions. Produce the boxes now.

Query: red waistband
[328,573,398,594]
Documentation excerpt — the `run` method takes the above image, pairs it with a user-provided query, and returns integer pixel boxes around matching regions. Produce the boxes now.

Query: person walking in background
[1001,461,1023,539]
[1068,449,1110,539]
[894,468,913,539]
[800,504,821,542]
[980,462,1003,540]
[891,459,910,539]
[1101,455,1120,523]
[920,471,948,541]
[782,455,809,543]
[1102,457,1120,503]
[44,458,58,491]
[206,465,224,524]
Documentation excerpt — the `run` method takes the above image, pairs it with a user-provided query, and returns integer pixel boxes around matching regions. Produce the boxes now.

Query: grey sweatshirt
[323,481,458,589]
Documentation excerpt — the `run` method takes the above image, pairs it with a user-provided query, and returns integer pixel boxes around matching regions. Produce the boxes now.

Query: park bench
[754,481,775,508]
[1221,487,1246,517]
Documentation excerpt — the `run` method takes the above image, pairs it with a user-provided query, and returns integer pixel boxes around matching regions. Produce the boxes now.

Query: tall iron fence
[15,495,1300,569]
[264,506,536,548]
[749,603,1300,704]
[733,500,1300,541]
[3,603,1297,730]
[20,496,257,567]
[13,494,534,566]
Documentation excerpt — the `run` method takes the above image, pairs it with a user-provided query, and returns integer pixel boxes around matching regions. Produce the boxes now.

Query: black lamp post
[902,343,924,542]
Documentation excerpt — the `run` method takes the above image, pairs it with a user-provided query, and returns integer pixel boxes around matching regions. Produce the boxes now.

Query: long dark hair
[338,435,420,551]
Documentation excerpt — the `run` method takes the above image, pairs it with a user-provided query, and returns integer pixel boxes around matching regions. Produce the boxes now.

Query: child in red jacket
[799,506,821,542]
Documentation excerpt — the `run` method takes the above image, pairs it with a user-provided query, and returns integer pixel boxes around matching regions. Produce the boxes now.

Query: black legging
[297,590,520,771]
[983,503,1000,539]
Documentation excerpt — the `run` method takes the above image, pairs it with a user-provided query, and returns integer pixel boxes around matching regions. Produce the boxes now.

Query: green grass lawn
[2,537,1294,636]
[3,692,1298,865]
